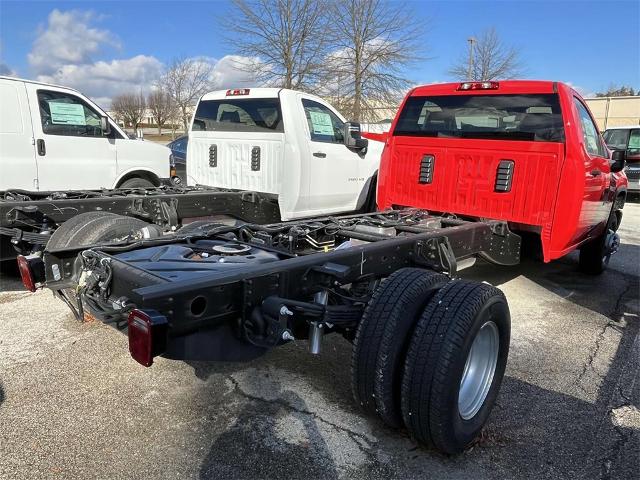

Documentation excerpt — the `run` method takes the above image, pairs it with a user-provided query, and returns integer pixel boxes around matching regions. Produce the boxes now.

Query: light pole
[467,37,476,81]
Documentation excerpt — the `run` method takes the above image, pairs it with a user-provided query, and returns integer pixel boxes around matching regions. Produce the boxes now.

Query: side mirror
[611,149,626,173]
[343,122,369,151]
[100,116,111,136]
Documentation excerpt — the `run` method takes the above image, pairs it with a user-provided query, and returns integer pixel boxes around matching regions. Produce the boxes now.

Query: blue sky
[1,0,638,105]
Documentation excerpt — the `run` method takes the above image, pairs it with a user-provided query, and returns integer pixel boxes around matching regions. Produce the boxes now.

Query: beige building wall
[585,96,640,130]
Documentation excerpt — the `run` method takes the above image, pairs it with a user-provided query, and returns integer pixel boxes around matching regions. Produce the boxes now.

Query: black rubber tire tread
[401,279,510,454]
[351,268,448,424]
[578,212,618,275]
[363,175,378,213]
[119,177,155,189]
[46,212,149,250]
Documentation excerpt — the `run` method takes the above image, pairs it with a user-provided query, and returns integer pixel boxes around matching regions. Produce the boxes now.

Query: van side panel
[0,79,38,190]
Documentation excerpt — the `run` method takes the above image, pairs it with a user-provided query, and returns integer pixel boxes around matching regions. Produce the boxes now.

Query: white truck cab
[187,88,383,220]
[0,76,171,191]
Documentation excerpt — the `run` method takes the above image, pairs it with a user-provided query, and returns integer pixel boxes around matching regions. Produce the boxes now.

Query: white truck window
[302,99,344,144]
[37,90,105,137]
[192,98,283,133]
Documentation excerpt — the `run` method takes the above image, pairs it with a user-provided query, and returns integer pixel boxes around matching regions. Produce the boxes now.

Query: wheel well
[116,171,160,188]
[357,171,378,210]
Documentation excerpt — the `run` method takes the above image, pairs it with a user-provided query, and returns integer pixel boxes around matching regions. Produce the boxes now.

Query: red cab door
[573,97,612,234]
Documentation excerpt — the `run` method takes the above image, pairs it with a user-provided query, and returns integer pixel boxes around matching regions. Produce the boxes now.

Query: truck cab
[0,76,172,191]
[186,88,383,220]
[377,80,628,270]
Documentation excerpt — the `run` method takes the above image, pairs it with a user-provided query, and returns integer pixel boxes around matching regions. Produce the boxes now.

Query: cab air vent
[418,154,435,184]
[251,146,261,171]
[209,145,217,168]
[495,160,514,192]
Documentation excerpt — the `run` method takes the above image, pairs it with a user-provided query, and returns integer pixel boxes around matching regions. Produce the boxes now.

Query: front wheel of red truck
[579,213,620,275]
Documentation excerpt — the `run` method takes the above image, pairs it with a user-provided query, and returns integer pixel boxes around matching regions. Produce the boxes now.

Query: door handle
[37,139,46,156]
[313,152,326,158]
[590,169,601,177]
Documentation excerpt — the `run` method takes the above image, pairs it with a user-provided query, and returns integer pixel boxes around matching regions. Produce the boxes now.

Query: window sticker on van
[49,102,86,126]
[309,111,334,135]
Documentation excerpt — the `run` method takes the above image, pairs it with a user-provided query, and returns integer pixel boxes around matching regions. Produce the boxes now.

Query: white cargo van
[187,88,383,220]
[0,76,171,191]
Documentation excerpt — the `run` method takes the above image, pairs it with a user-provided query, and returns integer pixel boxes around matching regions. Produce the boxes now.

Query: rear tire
[46,212,151,321]
[401,280,510,454]
[47,212,150,250]
[118,177,155,189]
[351,268,448,427]
[578,212,619,275]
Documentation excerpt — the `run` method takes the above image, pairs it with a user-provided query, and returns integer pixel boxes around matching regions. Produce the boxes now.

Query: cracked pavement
[1,201,638,480]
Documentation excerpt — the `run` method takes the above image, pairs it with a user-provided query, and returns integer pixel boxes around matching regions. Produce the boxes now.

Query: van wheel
[352,268,448,428]
[119,177,155,189]
[401,280,510,454]
[579,213,619,275]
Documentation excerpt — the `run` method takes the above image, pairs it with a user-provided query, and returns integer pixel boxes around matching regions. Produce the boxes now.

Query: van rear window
[192,98,284,133]
[394,94,564,142]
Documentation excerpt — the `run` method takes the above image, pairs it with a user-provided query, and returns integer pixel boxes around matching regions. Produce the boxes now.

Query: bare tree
[226,0,330,90]
[596,84,636,97]
[159,57,213,132]
[147,90,177,135]
[111,93,146,134]
[449,27,523,81]
[326,0,423,123]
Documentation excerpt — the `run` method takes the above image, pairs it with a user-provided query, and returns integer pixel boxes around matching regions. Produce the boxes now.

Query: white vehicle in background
[0,76,172,191]
[187,88,383,220]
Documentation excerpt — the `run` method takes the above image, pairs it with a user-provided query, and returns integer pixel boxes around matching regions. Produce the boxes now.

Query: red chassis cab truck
[375,80,628,273]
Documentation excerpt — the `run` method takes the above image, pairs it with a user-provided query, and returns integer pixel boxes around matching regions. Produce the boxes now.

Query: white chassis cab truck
[0,76,172,191]
[187,88,383,220]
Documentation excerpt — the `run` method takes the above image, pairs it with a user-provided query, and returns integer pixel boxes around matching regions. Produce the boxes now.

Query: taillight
[458,81,499,91]
[226,88,250,96]
[16,254,44,292]
[127,309,169,367]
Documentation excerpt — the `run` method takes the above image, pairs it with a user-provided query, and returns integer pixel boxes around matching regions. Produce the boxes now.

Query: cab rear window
[192,98,284,133]
[394,94,564,142]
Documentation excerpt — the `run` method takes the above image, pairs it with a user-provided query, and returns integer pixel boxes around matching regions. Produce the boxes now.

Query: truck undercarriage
[0,186,281,259]
[14,199,521,454]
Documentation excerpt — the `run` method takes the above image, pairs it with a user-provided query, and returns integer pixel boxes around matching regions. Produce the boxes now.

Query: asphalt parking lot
[1,202,638,480]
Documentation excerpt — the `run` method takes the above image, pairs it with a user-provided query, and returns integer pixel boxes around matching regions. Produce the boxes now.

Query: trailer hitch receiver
[128,309,169,367]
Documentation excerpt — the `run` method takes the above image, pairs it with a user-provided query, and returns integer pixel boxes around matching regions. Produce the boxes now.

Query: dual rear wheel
[351,268,510,454]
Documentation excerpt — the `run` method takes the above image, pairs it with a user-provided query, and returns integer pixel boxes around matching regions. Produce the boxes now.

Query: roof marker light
[458,82,499,91]
[226,89,251,96]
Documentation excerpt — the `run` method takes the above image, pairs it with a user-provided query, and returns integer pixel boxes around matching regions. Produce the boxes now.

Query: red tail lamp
[127,309,169,367]
[17,254,44,292]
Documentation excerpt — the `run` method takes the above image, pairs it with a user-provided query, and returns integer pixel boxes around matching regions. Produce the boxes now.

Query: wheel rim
[458,321,499,420]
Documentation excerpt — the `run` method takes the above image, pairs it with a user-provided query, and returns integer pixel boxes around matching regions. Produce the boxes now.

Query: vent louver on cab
[418,154,435,184]
[251,146,261,171]
[495,160,515,192]
[209,145,217,167]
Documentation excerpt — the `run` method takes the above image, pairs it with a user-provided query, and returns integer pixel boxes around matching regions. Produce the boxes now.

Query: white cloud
[565,81,595,99]
[28,9,118,75]
[210,55,261,89]
[0,63,16,76]
[37,55,163,108]
[25,9,263,108]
